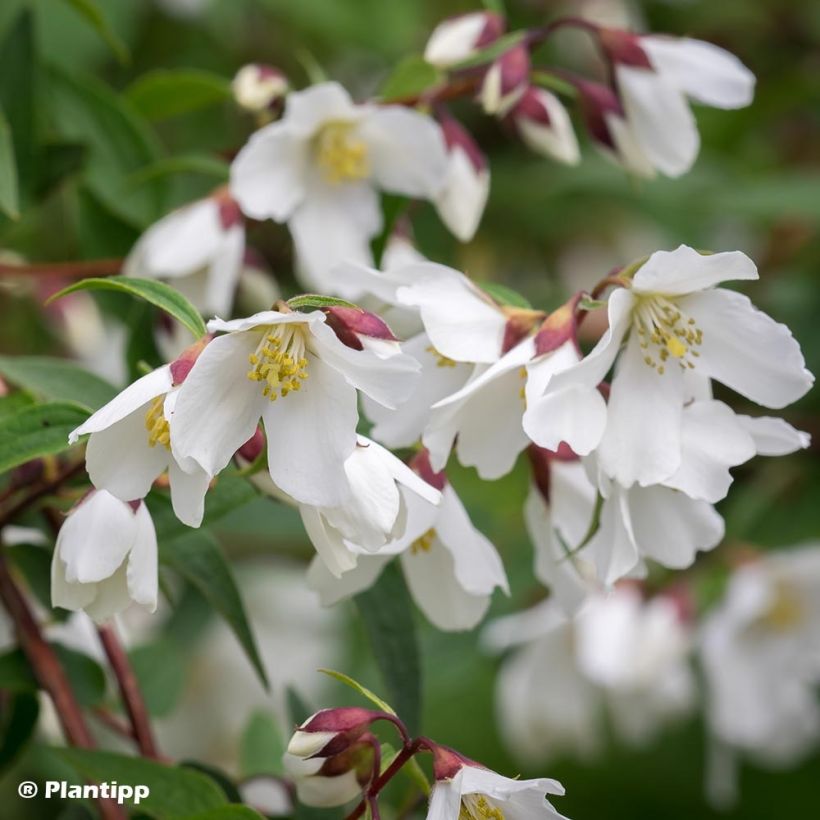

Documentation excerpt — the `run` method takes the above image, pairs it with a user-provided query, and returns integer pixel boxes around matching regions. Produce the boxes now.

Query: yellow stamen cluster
[247,327,309,400]
[426,345,457,368]
[460,795,506,820]
[410,528,436,555]
[519,366,527,402]
[315,122,369,184]
[634,295,703,375]
[144,395,170,449]
[758,580,804,632]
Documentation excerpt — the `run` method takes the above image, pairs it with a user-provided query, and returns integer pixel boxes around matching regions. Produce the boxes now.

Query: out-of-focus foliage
[0,0,818,818]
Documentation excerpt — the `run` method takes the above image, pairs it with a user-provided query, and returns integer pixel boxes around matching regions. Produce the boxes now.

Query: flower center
[410,528,435,555]
[426,345,457,368]
[247,325,309,400]
[633,294,703,375]
[758,580,803,632]
[315,122,369,184]
[144,395,170,449]
[460,795,506,820]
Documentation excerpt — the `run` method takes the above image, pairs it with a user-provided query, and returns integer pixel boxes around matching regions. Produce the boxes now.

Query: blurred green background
[1,0,819,818]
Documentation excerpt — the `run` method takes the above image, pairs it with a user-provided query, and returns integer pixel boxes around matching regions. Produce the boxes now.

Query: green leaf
[379,55,443,102]
[287,294,358,310]
[47,276,206,339]
[0,355,117,411]
[0,401,88,474]
[126,69,232,122]
[7,543,66,620]
[286,686,313,726]
[129,640,186,717]
[161,531,269,689]
[60,0,129,65]
[57,748,228,818]
[319,668,395,715]
[0,390,33,422]
[240,711,285,778]
[129,154,230,188]
[0,691,39,774]
[480,282,532,309]
[0,104,19,218]
[35,141,88,197]
[354,564,422,735]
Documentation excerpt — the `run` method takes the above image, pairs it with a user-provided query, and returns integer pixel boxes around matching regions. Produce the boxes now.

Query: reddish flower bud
[509,86,580,165]
[408,448,447,492]
[323,306,398,351]
[479,44,530,117]
[597,27,653,68]
[170,335,211,384]
[424,12,505,68]
[533,293,581,356]
[287,707,383,759]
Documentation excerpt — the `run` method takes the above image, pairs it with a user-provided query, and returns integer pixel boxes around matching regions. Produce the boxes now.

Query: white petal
[664,400,756,503]
[679,288,814,408]
[126,503,158,610]
[435,149,489,241]
[550,459,598,547]
[626,485,724,568]
[230,123,308,221]
[167,459,211,528]
[604,112,657,178]
[289,177,381,294]
[364,437,441,506]
[358,107,448,199]
[300,508,359,578]
[585,491,640,584]
[597,331,685,487]
[641,36,755,109]
[51,551,96,611]
[84,564,133,623]
[617,66,699,177]
[306,553,389,603]
[424,14,486,67]
[202,224,245,317]
[738,415,811,456]
[284,82,361,137]
[57,492,137,584]
[517,90,580,165]
[170,332,266,476]
[70,366,173,442]
[631,245,758,295]
[262,354,358,507]
[207,309,317,335]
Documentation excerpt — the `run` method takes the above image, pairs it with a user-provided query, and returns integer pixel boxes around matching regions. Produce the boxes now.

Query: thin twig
[0,259,123,278]
[0,460,86,529]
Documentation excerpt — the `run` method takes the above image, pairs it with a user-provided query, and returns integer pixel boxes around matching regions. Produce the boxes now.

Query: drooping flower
[307,451,508,631]
[524,245,814,488]
[284,740,374,808]
[124,190,245,316]
[423,11,505,68]
[479,44,530,117]
[69,345,211,528]
[169,306,419,507]
[598,28,755,177]
[230,82,448,293]
[232,63,288,114]
[51,491,158,623]
[699,545,820,806]
[287,707,385,759]
[510,86,580,165]
[426,743,568,820]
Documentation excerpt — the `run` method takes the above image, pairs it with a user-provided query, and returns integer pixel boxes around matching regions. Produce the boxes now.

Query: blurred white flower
[124,191,245,317]
[480,45,530,117]
[700,545,820,806]
[485,587,695,763]
[232,64,288,113]
[51,491,158,623]
[510,86,580,165]
[423,12,504,68]
[230,82,448,293]
[169,308,419,506]
[524,245,813,487]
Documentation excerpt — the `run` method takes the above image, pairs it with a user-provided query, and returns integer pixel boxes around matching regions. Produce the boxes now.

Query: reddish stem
[0,258,123,278]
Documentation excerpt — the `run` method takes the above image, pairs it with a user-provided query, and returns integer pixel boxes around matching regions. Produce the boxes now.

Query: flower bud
[287,707,381,760]
[232,63,289,113]
[479,44,530,117]
[323,306,398,352]
[424,12,505,68]
[510,86,580,165]
[533,293,581,356]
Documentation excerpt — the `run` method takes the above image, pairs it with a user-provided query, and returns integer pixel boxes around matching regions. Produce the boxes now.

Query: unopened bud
[232,63,289,113]
[479,44,530,117]
[323,306,398,351]
[533,293,581,356]
[510,86,580,165]
[597,27,653,68]
[287,707,381,760]
[424,12,505,68]
[170,335,211,384]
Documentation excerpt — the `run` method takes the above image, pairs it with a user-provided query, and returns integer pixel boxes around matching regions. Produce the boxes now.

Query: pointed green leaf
[47,276,206,339]
[287,294,358,310]
[129,154,230,188]
[126,69,232,122]
[239,711,285,778]
[0,692,39,774]
[318,668,395,715]
[60,0,130,65]
[479,281,532,309]
[379,55,442,102]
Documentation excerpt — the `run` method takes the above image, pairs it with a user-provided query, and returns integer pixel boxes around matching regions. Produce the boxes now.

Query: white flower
[435,117,489,242]
[51,491,158,623]
[510,87,580,165]
[124,192,245,316]
[283,752,365,808]
[479,45,530,117]
[423,12,504,68]
[700,544,820,806]
[69,358,211,528]
[484,587,695,763]
[307,454,508,631]
[232,64,288,113]
[298,436,441,577]
[169,307,419,506]
[524,245,814,488]
[427,757,567,820]
[230,82,448,293]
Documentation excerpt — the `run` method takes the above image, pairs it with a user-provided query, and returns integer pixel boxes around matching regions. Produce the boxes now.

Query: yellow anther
[460,795,506,820]
[759,580,804,632]
[426,345,457,368]
[248,325,309,400]
[633,294,703,375]
[144,395,171,450]
[315,122,369,183]
[410,529,436,555]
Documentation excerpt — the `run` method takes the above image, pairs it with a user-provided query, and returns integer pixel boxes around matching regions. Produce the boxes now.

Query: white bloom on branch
[124,191,245,316]
[69,352,211,528]
[169,307,419,507]
[524,245,813,488]
[51,491,158,623]
[423,12,505,69]
[230,82,448,293]
[232,64,288,113]
[511,86,580,165]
